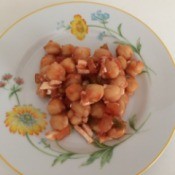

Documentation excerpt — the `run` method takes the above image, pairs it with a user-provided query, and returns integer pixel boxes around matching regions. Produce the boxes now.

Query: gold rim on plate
[0,1,175,175]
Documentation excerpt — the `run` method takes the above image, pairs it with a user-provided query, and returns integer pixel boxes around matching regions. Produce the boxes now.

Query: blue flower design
[91,10,110,23]
[91,13,98,21]
[97,31,106,40]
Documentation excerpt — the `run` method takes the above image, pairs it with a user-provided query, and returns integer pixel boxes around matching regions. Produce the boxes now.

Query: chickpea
[105,58,120,79]
[118,99,126,117]
[60,58,76,73]
[105,100,126,117]
[108,119,126,138]
[126,59,144,77]
[136,61,144,73]
[46,62,66,81]
[70,116,82,125]
[107,126,125,139]
[126,77,138,95]
[81,84,104,105]
[65,83,83,102]
[47,98,65,115]
[40,65,49,75]
[61,44,75,56]
[40,55,55,69]
[110,75,128,88]
[93,48,111,62]
[90,102,105,118]
[98,116,113,134]
[103,85,124,102]
[71,101,91,118]
[117,56,127,70]
[73,47,90,62]
[105,102,120,116]
[116,44,133,60]
[67,109,87,125]
[98,135,112,143]
[65,73,82,87]
[44,40,61,55]
[120,93,129,105]
[50,114,69,130]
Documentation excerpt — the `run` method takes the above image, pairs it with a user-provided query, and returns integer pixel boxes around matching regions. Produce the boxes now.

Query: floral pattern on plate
[1,10,151,169]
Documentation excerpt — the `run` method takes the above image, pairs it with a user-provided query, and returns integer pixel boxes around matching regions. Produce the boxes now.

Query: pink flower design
[14,77,24,85]
[0,81,6,87]
[2,74,12,81]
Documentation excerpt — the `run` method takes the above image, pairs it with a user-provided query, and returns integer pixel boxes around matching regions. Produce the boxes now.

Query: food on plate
[35,40,144,143]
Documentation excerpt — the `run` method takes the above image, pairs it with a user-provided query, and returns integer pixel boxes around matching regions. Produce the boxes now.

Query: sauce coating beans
[45,62,66,81]
[65,83,82,102]
[35,41,144,143]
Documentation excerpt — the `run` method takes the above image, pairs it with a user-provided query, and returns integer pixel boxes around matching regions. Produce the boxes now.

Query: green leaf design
[140,70,149,74]
[113,118,126,129]
[117,23,123,37]
[136,38,142,53]
[129,44,138,53]
[129,114,138,132]
[82,147,114,168]
[113,41,127,45]
[137,113,151,131]
[100,148,113,167]
[9,85,21,98]
[40,138,51,148]
[101,20,108,25]
[52,152,75,166]
[82,149,105,166]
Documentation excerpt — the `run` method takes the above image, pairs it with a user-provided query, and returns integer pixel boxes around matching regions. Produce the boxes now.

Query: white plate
[0,2,175,175]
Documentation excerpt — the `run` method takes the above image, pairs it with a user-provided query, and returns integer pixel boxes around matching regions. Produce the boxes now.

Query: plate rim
[0,1,175,175]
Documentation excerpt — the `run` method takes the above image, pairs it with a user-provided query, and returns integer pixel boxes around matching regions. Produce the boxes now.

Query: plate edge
[0,1,175,175]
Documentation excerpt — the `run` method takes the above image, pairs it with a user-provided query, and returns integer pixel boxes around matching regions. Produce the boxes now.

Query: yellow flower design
[5,105,47,135]
[70,15,88,40]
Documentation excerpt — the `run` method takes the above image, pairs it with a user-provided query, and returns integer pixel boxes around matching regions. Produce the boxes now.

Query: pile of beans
[35,41,144,143]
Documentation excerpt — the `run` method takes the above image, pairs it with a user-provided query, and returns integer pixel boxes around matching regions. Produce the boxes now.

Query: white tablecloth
[0,0,175,174]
